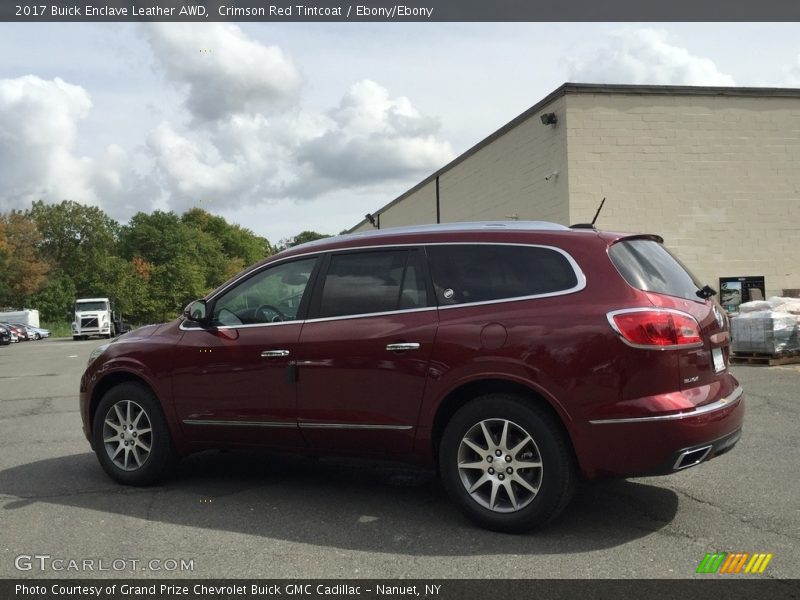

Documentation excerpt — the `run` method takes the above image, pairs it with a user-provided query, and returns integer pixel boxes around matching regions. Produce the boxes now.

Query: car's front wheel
[92,382,177,485]
[439,393,576,533]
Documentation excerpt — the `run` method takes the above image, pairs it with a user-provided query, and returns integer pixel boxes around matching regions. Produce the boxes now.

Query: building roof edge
[347,82,800,232]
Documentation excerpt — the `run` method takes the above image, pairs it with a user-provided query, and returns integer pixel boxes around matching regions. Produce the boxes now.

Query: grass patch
[41,321,73,338]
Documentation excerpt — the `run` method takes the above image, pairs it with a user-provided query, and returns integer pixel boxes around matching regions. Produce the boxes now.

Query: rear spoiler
[616,233,665,244]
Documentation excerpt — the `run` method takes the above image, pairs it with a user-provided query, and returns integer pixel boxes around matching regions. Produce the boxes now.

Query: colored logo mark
[697,552,773,574]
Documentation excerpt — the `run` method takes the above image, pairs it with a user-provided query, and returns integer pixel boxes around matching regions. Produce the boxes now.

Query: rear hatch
[608,236,731,396]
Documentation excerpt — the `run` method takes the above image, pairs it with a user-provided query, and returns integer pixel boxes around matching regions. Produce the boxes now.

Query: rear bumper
[643,427,742,476]
[575,384,745,479]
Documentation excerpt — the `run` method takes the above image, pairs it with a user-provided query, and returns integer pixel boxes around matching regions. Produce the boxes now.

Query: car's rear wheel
[439,393,575,532]
[92,382,177,485]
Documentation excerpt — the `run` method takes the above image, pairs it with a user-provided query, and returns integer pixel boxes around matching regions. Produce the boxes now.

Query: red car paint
[80,222,743,483]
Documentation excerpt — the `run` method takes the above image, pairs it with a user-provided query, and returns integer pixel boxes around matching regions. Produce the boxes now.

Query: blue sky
[1,23,799,242]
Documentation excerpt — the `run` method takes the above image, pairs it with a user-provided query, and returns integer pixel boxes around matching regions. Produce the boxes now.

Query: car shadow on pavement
[0,451,678,555]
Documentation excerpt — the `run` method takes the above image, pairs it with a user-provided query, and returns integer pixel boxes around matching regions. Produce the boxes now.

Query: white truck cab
[72,297,115,340]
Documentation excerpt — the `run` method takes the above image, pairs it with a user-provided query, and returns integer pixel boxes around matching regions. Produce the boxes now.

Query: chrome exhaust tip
[673,445,712,471]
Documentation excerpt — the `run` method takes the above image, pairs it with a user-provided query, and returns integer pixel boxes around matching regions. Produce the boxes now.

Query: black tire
[92,382,178,486]
[439,393,576,533]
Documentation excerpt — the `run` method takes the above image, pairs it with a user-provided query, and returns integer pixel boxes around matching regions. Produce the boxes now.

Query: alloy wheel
[102,400,153,471]
[457,418,543,513]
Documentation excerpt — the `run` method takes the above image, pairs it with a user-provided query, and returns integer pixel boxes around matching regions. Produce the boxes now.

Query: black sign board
[719,276,766,313]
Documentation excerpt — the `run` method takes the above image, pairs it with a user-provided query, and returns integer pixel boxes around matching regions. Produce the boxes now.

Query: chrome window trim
[606,307,704,351]
[180,319,301,332]
[182,419,412,431]
[180,241,587,330]
[304,306,436,324]
[588,385,743,424]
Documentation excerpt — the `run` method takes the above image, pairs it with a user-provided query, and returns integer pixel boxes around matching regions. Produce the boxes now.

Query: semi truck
[72,298,116,340]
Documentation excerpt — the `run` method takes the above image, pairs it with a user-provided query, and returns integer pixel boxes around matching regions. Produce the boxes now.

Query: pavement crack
[670,486,800,542]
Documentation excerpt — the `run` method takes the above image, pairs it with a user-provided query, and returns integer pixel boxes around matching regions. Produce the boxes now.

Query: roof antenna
[570,197,606,229]
[591,197,606,226]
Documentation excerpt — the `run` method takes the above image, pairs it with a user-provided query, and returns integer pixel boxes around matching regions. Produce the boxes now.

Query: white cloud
[0,25,454,237]
[295,80,453,188]
[143,23,303,122]
[783,54,800,86]
[141,23,454,211]
[0,75,95,211]
[567,29,736,86]
[0,75,157,216]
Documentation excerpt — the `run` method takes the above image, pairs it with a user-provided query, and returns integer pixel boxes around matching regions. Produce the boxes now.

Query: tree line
[0,201,328,325]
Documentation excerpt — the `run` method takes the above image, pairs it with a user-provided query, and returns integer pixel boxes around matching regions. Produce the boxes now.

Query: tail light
[607,309,702,348]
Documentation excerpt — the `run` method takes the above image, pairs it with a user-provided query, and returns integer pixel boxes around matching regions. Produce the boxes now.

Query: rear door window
[609,239,703,302]
[426,244,579,305]
[318,249,429,318]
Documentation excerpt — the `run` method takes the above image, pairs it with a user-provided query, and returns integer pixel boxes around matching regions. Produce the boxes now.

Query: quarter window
[426,244,578,305]
[211,257,317,326]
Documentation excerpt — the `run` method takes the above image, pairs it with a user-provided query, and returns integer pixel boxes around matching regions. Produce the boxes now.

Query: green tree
[28,273,77,322]
[28,200,119,294]
[0,219,9,301]
[276,230,330,251]
[0,211,49,306]
[181,208,272,266]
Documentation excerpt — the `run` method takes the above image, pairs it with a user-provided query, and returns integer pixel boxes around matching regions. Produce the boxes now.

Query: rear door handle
[386,343,420,352]
[261,350,290,358]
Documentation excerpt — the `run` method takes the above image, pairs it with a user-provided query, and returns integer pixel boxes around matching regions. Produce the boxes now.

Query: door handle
[386,343,420,352]
[261,350,290,358]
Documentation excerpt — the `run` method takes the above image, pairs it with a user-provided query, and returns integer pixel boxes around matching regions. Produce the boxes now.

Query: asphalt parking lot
[0,337,798,579]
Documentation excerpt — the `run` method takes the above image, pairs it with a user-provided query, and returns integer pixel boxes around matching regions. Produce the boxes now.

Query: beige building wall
[351,95,571,232]
[565,92,800,296]
[350,85,799,297]
[377,180,437,229]
[438,95,569,224]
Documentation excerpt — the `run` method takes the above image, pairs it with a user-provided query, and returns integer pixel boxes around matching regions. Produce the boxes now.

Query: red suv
[80,222,743,532]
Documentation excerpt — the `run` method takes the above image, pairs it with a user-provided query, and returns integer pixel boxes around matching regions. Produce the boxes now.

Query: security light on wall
[540,112,558,126]
[365,213,378,228]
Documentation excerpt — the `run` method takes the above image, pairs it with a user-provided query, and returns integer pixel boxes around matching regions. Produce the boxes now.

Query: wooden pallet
[731,352,800,366]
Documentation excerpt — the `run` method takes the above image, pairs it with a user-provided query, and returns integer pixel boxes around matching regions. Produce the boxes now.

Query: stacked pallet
[730,297,800,366]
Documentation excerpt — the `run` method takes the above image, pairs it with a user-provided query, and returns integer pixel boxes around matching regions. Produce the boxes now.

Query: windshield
[75,301,108,312]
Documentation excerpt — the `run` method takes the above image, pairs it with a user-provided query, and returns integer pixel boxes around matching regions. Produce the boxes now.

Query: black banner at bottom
[4,579,800,600]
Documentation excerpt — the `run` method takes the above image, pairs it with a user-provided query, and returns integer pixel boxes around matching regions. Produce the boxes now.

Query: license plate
[712,347,725,373]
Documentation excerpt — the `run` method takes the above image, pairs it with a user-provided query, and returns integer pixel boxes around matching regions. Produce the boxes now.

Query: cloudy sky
[1,22,799,243]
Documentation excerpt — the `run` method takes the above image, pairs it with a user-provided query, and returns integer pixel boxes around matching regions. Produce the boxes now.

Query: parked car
[13,323,50,340]
[80,221,743,532]
[0,322,26,342]
[0,324,11,345]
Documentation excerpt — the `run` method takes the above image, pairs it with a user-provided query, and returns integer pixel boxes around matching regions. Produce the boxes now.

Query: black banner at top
[3,0,800,22]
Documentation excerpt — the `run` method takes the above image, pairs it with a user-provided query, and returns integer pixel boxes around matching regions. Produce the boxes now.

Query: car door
[295,248,438,456]
[172,256,318,448]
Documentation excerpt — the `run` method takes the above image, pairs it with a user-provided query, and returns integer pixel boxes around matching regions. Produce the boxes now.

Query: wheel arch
[430,378,577,465]
[89,372,158,438]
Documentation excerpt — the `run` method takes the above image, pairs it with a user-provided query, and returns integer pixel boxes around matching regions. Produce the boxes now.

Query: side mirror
[183,299,209,325]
